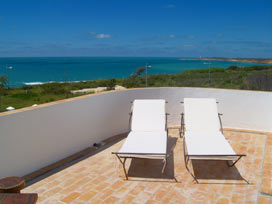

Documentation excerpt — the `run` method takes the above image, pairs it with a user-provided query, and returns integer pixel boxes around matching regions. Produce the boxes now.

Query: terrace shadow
[190,160,249,184]
[127,136,178,182]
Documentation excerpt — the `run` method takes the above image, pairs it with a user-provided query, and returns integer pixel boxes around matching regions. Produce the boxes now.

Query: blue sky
[0,0,271,58]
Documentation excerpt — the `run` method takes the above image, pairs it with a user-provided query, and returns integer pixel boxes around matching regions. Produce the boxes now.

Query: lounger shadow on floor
[190,160,249,184]
[127,137,178,181]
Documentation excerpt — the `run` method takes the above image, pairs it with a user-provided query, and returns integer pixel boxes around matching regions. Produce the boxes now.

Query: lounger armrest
[165,113,169,131]
[128,112,132,130]
[218,113,224,133]
[179,113,185,137]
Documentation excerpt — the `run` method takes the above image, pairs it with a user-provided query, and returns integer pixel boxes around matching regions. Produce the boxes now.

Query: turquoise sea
[0,57,266,87]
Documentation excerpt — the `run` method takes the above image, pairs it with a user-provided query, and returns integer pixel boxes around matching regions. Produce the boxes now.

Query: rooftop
[22,129,272,204]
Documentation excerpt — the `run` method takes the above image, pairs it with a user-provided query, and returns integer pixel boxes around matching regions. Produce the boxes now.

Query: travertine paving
[23,129,271,204]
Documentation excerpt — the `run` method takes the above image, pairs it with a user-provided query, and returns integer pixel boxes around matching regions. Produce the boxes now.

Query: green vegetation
[0,65,272,112]
[0,78,117,112]
[122,65,272,89]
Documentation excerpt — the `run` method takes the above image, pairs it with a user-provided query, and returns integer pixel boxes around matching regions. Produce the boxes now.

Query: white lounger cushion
[119,131,167,154]
[131,100,166,132]
[185,131,235,156]
[184,98,221,132]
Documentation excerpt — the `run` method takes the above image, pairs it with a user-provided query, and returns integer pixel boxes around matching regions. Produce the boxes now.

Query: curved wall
[0,87,271,178]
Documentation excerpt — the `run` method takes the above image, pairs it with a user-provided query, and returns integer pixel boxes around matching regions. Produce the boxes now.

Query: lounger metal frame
[112,101,169,180]
[180,102,246,183]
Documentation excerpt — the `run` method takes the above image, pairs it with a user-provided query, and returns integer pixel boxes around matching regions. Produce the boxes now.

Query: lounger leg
[184,154,191,174]
[122,158,128,180]
[185,156,189,168]
[162,156,167,173]
[115,155,128,180]
[183,137,188,168]
[180,113,184,138]
[183,138,199,183]
[218,113,224,134]
[179,128,181,137]
[226,156,243,167]
[185,157,199,184]
[179,128,182,138]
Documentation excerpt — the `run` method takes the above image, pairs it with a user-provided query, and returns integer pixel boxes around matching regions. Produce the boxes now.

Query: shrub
[246,73,272,91]
[185,67,225,73]
[242,65,271,71]
[41,83,67,95]
[0,76,7,88]
[227,65,239,70]
[11,92,39,100]
[135,67,145,76]
[105,78,116,90]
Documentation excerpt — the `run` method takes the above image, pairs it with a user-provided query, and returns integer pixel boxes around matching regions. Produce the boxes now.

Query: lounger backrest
[184,98,221,132]
[131,100,166,132]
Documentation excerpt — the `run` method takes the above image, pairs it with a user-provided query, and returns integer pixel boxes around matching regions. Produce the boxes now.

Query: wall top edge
[0,87,271,117]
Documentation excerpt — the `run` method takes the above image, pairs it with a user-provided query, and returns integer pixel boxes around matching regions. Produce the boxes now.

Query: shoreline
[180,57,272,64]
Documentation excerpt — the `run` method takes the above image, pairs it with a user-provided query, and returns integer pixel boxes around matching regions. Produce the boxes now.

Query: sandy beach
[71,85,126,94]
[190,57,272,65]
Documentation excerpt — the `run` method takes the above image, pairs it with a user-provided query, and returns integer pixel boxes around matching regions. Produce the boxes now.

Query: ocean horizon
[0,57,266,87]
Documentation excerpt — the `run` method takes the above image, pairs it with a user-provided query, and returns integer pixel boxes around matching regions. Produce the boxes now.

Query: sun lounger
[112,99,168,180]
[181,98,246,181]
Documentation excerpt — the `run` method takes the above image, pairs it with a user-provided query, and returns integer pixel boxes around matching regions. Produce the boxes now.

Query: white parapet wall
[0,87,271,178]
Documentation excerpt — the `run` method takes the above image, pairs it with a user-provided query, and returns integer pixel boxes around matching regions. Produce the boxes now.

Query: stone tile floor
[23,129,272,204]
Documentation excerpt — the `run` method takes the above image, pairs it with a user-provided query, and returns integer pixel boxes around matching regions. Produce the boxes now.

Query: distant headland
[180,57,272,64]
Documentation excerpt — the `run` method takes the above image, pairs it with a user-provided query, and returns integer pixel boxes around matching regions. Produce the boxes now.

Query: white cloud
[89,32,112,39]
[96,33,111,39]
[169,34,175,38]
[166,4,175,8]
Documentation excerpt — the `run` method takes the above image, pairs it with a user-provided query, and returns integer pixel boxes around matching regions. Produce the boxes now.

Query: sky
[0,0,271,58]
